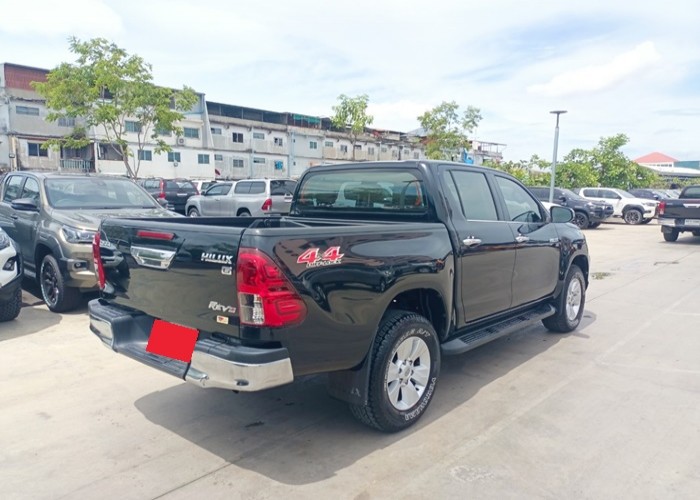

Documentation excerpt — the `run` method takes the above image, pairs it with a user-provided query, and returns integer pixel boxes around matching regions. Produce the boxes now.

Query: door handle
[10,214,18,220]
[516,235,530,243]
[462,237,482,248]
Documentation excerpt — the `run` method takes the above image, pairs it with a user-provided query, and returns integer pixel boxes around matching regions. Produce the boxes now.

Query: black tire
[349,310,440,432]
[663,229,679,242]
[692,230,700,237]
[0,286,22,322]
[542,264,586,333]
[238,209,251,217]
[572,211,589,229]
[641,218,653,224]
[188,207,200,217]
[588,222,601,229]
[39,254,82,313]
[623,208,643,225]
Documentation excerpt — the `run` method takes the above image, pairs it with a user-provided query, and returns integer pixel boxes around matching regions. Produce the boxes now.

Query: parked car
[0,227,22,321]
[528,186,613,229]
[137,178,198,214]
[628,188,673,201]
[657,185,700,242]
[0,172,178,312]
[575,187,657,224]
[90,160,589,432]
[191,179,218,194]
[185,178,297,217]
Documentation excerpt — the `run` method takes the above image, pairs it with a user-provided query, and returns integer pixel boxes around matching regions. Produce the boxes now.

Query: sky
[1,0,699,162]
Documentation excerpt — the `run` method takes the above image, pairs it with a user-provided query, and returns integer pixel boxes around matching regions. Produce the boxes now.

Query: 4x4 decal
[297,246,344,268]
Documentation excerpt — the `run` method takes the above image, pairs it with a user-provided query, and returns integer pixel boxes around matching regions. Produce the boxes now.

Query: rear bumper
[658,217,700,230]
[88,299,294,391]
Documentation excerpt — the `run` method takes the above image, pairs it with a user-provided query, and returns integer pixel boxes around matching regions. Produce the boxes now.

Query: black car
[137,178,198,214]
[528,186,614,229]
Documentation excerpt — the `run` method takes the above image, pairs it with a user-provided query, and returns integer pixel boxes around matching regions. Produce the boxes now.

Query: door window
[206,184,231,196]
[3,176,25,202]
[249,182,266,195]
[447,171,498,221]
[495,176,544,223]
[234,182,251,194]
[21,177,40,203]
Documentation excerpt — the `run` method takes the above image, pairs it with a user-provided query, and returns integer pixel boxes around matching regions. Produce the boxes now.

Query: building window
[58,116,75,127]
[339,145,348,153]
[211,127,222,135]
[253,132,265,140]
[167,152,181,162]
[324,141,334,148]
[413,152,419,159]
[392,150,398,158]
[253,157,266,164]
[368,147,375,155]
[381,146,388,153]
[232,158,245,168]
[184,127,200,139]
[156,126,171,136]
[125,120,142,133]
[354,144,362,150]
[214,154,223,161]
[28,143,48,157]
[98,143,124,161]
[16,106,39,116]
[198,154,210,164]
[138,150,152,161]
[274,137,284,146]
[232,132,244,143]
[309,141,318,150]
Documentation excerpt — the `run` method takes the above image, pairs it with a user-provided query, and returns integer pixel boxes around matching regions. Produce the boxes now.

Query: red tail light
[158,179,166,199]
[92,232,106,290]
[658,201,666,216]
[236,248,306,327]
[136,230,175,241]
[261,198,272,211]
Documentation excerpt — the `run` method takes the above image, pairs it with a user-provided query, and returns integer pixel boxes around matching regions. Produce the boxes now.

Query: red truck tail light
[658,201,666,216]
[261,198,272,211]
[158,179,166,199]
[236,248,306,327]
[92,232,106,290]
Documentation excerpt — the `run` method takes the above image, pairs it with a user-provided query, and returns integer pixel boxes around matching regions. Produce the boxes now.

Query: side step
[441,303,555,356]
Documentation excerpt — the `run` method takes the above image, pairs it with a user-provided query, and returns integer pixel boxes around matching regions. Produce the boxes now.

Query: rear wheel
[663,228,679,242]
[543,264,586,333]
[39,254,82,313]
[0,287,22,322]
[238,209,251,217]
[572,211,589,229]
[188,207,200,217]
[623,208,643,225]
[588,222,601,229]
[349,310,440,432]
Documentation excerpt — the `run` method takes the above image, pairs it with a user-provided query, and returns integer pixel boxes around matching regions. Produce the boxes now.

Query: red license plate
[146,319,198,363]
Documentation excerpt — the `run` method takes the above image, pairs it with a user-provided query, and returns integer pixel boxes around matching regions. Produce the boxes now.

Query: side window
[249,182,265,195]
[3,176,24,203]
[207,184,230,196]
[234,182,251,194]
[21,177,40,203]
[447,171,499,221]
[495,176,544,223]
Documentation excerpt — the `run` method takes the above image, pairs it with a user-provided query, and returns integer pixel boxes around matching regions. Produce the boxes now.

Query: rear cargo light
[158,179,166,199]
[236,248,306,327]
[92,232,106,290]
[136,230,175,240]
[658,201,666,216]
[261,198,272,211]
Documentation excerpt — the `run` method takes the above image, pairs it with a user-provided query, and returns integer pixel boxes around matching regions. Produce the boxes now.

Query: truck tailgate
[662,199,700,220]
[98,217,247,336]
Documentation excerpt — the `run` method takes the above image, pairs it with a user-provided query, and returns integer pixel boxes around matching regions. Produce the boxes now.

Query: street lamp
[548,110,567,203]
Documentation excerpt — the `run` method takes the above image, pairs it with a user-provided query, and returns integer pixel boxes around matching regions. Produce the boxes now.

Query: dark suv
[528,187,614,229]
[137,178,198,214]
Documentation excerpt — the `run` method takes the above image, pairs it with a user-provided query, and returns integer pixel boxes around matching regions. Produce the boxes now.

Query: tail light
[92,232,106,290]
[158,179,166,199]
[236,248,306,327]
[261,198,272,211]
[658,201,666,216]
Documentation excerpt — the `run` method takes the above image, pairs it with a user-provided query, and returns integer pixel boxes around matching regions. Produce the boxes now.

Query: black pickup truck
[89,161,589,432]
[658,185,700,242]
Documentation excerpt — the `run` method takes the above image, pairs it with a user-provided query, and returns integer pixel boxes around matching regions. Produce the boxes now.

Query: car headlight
[585,202,596,208]
[62,225,97,244]
[0,230,10,250]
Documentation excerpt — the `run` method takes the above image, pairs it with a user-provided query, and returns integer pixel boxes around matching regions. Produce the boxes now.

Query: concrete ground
[1,221,699,499]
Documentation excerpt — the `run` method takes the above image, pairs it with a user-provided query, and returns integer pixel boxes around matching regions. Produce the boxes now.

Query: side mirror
[558,195,567,203]
[11,197,39,212]
[551,206,574,224]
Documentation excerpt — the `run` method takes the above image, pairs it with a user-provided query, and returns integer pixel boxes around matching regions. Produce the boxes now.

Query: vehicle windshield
[560,188,585,200]
[45,177,159,209]
[617,190,634,198]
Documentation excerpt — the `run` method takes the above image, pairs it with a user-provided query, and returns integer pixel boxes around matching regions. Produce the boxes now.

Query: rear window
[165,180,196,191]
[295,169,427,214]
[681,186,700,198]
[270,180,297,196]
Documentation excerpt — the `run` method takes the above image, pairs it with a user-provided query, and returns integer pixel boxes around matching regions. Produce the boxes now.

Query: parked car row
[185,178,297,217]
[528,187,614,229]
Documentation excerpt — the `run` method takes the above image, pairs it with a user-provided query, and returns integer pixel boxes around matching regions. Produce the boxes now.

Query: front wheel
[542,264,586,333]
[0,287,22,322]
[623,208,643,225]
[349,310,440,432]
[40,254,82,313]
[188,207,200,217]
[663,228,679,242]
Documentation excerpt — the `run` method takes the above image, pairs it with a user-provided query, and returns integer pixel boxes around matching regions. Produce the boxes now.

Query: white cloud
[528,41,661,97]
[0,0,123,37]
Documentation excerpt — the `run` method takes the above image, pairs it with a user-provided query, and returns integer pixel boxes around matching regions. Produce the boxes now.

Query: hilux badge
[201,253,233,265]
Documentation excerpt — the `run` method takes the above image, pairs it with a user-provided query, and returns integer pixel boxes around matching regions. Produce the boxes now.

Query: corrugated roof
[635,152,678,163]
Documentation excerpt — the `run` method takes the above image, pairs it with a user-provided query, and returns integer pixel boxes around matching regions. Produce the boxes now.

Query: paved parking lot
[2,221,699,499]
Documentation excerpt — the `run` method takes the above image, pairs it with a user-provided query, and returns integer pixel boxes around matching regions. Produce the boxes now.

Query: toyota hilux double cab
[575,187,657,224]
[89,161,589,432]
[657,185,700,242]
[528,186,613,229]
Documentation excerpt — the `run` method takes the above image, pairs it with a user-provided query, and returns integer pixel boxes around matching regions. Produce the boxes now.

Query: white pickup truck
[0,227,22,321]
[575,187,657,225]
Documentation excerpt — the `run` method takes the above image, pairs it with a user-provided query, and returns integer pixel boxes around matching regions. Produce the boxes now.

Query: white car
[575,187,657,225]
[0,228,22,321]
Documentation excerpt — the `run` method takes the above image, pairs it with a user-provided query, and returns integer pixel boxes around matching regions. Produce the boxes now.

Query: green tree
[33,37,198,178]
[417,101,482,160]
[555,149,600,189]
[331,94,374,160]
[590,134,660,189]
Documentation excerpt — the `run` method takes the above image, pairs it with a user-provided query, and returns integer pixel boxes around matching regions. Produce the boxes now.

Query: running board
[441,304,556,356]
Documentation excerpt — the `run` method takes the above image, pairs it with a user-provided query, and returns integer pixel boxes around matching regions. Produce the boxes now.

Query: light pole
[548,110,567,203]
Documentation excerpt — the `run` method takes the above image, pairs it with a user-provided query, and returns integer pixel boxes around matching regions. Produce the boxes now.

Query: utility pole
[549,110,567,203]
